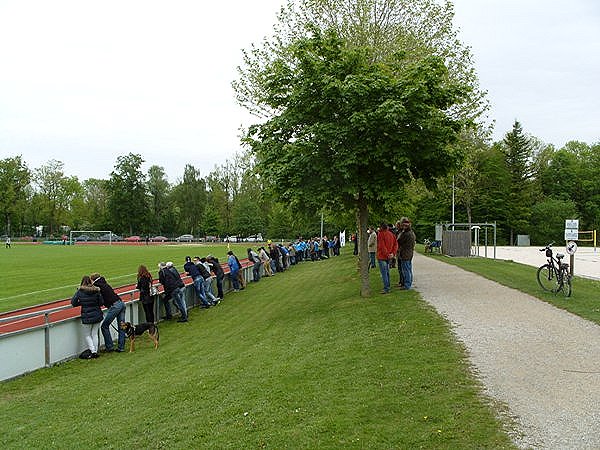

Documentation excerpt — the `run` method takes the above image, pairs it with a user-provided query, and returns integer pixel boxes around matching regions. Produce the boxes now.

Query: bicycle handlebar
[539,242,555,251]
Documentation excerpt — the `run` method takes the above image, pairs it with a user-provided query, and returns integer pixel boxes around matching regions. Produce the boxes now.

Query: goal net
[69,230,114,245]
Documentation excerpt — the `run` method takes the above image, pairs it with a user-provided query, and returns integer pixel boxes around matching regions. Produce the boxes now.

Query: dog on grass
[119,321,159,353]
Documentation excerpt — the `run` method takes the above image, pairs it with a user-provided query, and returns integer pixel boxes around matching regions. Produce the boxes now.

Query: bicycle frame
[538,243,571,297]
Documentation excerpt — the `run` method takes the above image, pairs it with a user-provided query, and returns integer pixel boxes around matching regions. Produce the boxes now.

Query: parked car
[124,235,141,242]
[151,235,167,242]
[99,233,122,241]
[176,234,194,242]
[74,234,90,242]
[204,235,219,242]
[244,234,263,242]
[224,235,238,242]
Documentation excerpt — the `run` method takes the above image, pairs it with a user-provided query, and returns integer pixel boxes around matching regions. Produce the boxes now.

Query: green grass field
[0,251,515,449]
[0,242,253,313]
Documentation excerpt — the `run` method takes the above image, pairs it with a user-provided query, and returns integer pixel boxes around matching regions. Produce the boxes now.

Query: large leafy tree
[232,181,267,238]
[0,156,31,235]
[171,164,207,235]
[107,153,148,235]
[34,160,81,236]
[567,142,600,230]
[79,178,110,230]
[530,198,578,245]
[146,165,171,234]
[235,0,488,126]
[239,28,468,295]
[206,156,245,235]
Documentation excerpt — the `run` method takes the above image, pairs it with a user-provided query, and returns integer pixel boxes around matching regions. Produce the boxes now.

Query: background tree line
[413,120,598,245]
[0,151,335,240]
[2,119,597,245]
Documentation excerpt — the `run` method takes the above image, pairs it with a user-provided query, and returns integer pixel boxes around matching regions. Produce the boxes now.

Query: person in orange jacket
[376,223,398,294]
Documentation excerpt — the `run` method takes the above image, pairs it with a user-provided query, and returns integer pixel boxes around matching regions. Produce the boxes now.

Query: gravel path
[413,253,600,449]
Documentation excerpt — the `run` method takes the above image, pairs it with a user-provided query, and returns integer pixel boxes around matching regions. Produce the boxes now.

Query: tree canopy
[241,26,468,295]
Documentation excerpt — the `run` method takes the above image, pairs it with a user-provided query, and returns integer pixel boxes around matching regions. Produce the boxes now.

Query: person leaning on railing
[136,265,155,323]
[206,255,225,298]
[71,275,104,359]
[91,272,127,352]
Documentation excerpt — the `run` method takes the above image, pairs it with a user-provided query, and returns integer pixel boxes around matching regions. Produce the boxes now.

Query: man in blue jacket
[184,256,211,308]
[227,251,241,292]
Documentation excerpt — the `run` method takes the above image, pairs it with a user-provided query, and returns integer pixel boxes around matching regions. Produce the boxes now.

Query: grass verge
[422,251,600,326]
[0,253,514,449]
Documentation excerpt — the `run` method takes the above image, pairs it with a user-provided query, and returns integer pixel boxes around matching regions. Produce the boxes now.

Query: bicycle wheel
[561,272,572,298]
[537,264,557,292]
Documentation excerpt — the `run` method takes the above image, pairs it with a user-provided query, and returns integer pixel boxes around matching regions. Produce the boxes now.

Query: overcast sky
[0,0,598,182]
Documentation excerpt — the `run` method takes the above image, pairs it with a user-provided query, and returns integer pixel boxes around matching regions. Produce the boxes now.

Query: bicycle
[536,243,572,297]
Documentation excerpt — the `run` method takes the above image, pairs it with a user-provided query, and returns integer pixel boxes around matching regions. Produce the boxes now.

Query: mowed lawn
[0,242,252,313]
[0,252,514,449]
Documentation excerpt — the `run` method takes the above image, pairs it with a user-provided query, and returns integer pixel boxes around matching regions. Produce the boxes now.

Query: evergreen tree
[500,121,535,244]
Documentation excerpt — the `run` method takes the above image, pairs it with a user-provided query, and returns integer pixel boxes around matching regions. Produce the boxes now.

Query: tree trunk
[357,193,371,297]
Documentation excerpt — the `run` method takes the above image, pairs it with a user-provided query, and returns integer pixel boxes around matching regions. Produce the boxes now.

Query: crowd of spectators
[71,235,343,358]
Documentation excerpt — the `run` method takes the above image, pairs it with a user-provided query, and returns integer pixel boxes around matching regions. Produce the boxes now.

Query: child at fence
[71,275,104,359]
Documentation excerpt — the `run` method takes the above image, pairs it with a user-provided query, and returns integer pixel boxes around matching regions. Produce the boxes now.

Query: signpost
[565,220,579,276]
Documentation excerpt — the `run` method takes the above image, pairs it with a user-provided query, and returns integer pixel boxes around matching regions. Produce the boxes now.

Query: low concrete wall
[0,265,252,382]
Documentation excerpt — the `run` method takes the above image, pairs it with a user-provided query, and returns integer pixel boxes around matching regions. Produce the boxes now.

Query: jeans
[192,276,211,307]
[378,259,391,293]
[101,299,126,351]
[369,252,375,269]
[230,270,240,290]
[203,277,218,302]
[252,261,261,281]
[162,294,173,319]
[171,287,188,319]
[400,260,413,289]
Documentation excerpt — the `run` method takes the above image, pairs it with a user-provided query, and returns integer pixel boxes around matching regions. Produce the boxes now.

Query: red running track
[0,259,253,335]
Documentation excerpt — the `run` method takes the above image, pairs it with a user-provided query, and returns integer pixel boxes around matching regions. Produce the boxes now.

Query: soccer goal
[69,230,115,245]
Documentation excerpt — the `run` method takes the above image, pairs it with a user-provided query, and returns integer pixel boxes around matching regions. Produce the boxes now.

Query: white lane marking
[0,273,137,302]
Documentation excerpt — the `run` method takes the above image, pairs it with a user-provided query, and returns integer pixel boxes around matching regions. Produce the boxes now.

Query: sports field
[0,242,251,313]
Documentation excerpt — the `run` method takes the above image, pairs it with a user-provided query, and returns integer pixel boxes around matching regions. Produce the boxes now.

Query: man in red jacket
[377,223,398,294]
